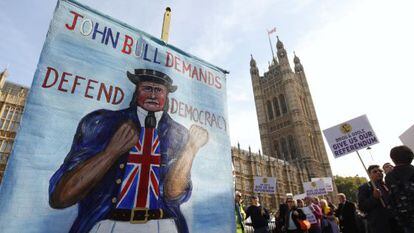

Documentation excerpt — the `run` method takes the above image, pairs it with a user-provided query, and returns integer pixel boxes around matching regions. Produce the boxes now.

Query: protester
[245,195,270,233]
[235,191,246,233]
[275,201,288,233]
[383,162,394,175]
[335,193,359,233]
[358,165,392,233]
[304,196,322,233]
[355,208,367,233]
[283,198,307,233]
[319,199,339,233]
[297,199,305,208]
[385,145,414,233]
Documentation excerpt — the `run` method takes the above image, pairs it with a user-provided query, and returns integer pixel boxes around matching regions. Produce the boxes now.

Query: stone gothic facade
[0,70,29,182]
[233,37,336,209]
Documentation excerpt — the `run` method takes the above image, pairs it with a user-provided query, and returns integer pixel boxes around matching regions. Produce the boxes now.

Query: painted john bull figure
[49,69,209,233]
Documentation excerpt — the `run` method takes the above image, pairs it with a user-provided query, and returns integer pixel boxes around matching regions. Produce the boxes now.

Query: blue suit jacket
[49,107,191,233]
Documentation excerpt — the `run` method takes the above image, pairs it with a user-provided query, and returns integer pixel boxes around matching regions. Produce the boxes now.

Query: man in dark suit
[49,69,209,233]
[336,193,358,233]
[358,165,392,233]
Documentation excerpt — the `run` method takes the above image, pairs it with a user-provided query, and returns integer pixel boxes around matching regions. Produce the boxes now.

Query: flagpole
[267,31,275,59]
[356,150,386,207]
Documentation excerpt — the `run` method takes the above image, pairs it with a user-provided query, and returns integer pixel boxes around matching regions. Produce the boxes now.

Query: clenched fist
[188,124,209,150]
[105,121,139,157]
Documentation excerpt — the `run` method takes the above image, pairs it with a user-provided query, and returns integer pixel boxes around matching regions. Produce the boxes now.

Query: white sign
[253,176,277,194]
[303,180,327,196]
[301,206,318,224]
[293,193,306,201]
[311,177,334,192]
[400,124,414,152]
[323,115,379,158]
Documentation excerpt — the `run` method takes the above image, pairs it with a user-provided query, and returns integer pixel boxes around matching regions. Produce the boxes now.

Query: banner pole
[161,7,171,43]
[356,150,386,207]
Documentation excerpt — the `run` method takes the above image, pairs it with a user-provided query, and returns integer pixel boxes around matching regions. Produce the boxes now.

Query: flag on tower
[267,27,276,35]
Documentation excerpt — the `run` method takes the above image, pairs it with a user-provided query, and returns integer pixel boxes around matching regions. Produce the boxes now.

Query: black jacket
[336,201,358,233]
[358,182,392,233]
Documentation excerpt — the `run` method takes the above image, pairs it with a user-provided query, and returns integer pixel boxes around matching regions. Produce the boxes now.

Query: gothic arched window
[288,135,297,160]
[280,137,290,161]
[267,100,274,120]
[273,97,281,117]
[279,94,288,114]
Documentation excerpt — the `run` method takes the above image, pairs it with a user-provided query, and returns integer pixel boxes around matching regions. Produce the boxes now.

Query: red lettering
[65,11,84,31]
[42,67,59,88]
[174,56,181,72]
[112,87,124,105]
[207,71,214,86]
[214,76,222,89]
[57,72,72,92]
[85,79,98,98]
[71,75,85,93]
[191,66,199,80]
[122,35,134,54]
[178,101,185,117]
[169,98,178,114]
[97,83,113,103]
[165,52,174,67]
[199,68,206,82]
[182,61,191,74]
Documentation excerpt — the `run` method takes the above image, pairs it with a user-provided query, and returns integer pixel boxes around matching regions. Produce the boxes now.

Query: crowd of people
[234,145,414,233]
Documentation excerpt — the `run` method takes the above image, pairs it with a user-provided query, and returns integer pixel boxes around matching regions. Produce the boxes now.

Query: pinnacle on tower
[250,54,257,67]
[276,36,284,50]
[250,54,259,76]
[293,52,304,73]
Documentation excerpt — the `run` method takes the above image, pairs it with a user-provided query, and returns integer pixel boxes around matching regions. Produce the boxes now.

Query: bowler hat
[126,69,177,93]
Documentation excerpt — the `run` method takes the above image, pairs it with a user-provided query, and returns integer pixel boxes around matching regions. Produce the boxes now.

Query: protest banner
[323,114,379,158]
[301,206,318,224]
[0,1,233,232]
[293,193,306,201]
[303,180,327,196]
[400,124,414,151]
[323,115,386,207]
[254,176,277,194]
[311,177,334,192]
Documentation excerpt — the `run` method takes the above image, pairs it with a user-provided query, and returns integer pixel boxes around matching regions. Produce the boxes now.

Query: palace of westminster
[232,37,336,209]
[0,37,336,210]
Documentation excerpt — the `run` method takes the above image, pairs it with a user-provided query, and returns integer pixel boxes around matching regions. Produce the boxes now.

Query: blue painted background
[0,0,234,232]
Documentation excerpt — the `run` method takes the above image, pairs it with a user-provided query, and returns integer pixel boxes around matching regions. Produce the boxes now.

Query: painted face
[137,81,168,112]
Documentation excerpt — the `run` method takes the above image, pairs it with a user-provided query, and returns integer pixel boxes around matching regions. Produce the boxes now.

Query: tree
[334,175,367,203]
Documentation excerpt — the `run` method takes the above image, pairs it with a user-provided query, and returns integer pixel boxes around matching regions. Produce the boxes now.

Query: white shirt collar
[136,106,163,127]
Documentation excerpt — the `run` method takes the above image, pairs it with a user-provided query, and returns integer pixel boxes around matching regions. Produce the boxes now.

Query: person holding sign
[283,198,307,233]
[357,165,393,233]
[49,69,209,233]
[304,196,322,233]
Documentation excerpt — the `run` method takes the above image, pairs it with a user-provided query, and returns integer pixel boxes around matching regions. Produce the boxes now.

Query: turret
[250,54,259,76]
[276,37,292,72]
[293,52,304,73]
[0,69,9,89]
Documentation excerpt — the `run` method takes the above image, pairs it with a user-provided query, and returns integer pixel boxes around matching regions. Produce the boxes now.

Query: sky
[1,0,414,178]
